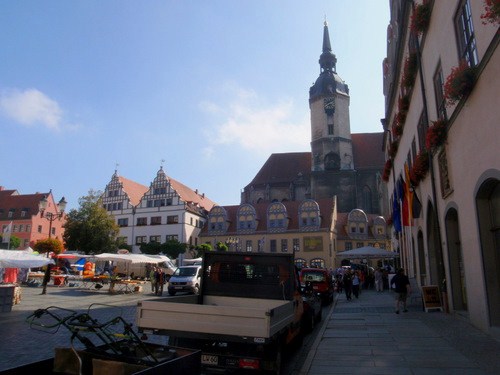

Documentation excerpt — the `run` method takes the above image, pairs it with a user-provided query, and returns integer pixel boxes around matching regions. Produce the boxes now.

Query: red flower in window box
[425,119,448,151]
[481,0,500,25]
[444,61,476,105]
[411,149,430,184]
[411,2,432,34]
[388,140,399,159]
[402,53,418,89]
[398,95,410,114]
[392,122,404,138]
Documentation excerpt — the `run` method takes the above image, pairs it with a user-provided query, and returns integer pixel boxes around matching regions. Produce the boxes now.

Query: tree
[0,235,21,250]
[33,238,64,257]
[215,242,228,252]
[161,239,187,260]
[194,243,212,257]
[140,241,162,255]
[62,189,119,254]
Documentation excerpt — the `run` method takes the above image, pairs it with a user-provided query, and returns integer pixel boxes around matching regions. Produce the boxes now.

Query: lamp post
[39,196,67,239]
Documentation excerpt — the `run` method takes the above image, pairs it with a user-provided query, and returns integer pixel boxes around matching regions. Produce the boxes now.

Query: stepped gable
[246,152,311,188]
[117,176,148,207]
[351,133,385,169]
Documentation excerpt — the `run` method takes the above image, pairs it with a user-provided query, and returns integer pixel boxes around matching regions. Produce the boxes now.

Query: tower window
[328,124,334,135]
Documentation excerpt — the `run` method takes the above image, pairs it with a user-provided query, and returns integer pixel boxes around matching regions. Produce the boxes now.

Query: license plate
[174,286,183,289]
[201,354,218,365]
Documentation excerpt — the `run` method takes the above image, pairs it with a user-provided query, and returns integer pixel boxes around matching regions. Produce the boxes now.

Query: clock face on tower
[324,97,335,115]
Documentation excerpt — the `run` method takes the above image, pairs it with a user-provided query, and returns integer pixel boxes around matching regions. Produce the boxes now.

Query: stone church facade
[241,22,386,215]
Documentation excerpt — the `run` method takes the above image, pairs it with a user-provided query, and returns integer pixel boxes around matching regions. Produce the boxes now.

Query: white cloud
[201,84,309,158]
[0,88,64,131]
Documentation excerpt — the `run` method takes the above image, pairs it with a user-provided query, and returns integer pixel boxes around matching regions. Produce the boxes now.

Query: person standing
[150,266,157,294]
[343,269,353,301]
[374,268,384,292]
[41,264,52,295]
[155,268,165,296]
[352,271,360,299]
[390,268,411,314]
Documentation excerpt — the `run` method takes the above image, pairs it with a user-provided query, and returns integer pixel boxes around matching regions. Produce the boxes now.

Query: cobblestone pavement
[0,284,167,372]
[300,288,500,375]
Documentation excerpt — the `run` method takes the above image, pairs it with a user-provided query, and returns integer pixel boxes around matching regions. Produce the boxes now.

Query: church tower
[309,22,357,211]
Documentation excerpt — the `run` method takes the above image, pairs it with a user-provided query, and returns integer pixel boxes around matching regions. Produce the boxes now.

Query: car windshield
[302,271,326,282]
[174,267,197,277]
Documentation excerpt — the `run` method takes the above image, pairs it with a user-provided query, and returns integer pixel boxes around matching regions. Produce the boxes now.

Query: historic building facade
[382,0,499,335]
[241,22,387,215]
[101,167,216,253]
[199,198,337,270]
[0,187,66,249]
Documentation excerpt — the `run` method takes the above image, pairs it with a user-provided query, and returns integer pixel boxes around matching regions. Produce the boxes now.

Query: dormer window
[267,202,288,233]
[208,206,229,235]
[237,204,257,234]
[299,200,321,231]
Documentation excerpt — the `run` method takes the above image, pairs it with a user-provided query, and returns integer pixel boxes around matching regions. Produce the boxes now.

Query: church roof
[351,133,385,169]
[245,152,311,188]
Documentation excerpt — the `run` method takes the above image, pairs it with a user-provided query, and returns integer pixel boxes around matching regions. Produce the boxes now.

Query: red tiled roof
[0,190,51,220]
[118,176,148,206]
[351,133,385,169]
[204,198,335,234]
[169,177,216,211]
[245,152,311,188]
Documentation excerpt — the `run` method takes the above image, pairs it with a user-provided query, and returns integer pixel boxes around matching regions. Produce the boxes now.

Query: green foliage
[140,241,163,255]
[161,239,187,259]
[62,189,120,254]
[33,237,64,256]
[196,243,212,254]
[216,242,228,252]
[0,235,21,249]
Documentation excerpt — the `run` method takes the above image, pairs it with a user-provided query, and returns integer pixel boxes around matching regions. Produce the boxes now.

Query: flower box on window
[382,159,392,182]
[411,149,430,185]
[480,0,500,25]
[411,1,432,34]
[402,53,418,89]
[388,140,399,159]
[425,119,448,151]
[444,61,476,105]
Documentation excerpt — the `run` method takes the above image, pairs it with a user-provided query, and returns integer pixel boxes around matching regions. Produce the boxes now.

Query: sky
[0,1,390,211]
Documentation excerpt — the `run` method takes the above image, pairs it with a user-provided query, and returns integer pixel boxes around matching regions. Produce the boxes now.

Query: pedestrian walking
[374,268,384,292]
[390,268,411,314]
[40,264,52,295]
[342,269,353,301]
[155,268,166,296]
[352,271,360,298]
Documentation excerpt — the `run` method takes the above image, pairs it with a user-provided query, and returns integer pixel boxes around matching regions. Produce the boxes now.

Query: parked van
[167,265,202,296]
[299,268,334,305]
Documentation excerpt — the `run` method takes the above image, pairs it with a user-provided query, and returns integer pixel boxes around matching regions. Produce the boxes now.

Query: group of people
[149,266,168,296]
[334,265,412,314]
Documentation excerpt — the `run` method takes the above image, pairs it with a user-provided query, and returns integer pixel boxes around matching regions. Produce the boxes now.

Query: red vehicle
[300,268,334,305]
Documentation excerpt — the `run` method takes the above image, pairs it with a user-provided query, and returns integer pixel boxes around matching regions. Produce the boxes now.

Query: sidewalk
[300,288,500,375]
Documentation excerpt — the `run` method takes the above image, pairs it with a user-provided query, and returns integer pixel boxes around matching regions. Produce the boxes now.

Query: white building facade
[102,167,216,253]
[382,0,499,336]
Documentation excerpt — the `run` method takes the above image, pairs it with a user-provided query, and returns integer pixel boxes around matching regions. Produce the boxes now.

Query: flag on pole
[2,222,13,244]
[392,188,402,233]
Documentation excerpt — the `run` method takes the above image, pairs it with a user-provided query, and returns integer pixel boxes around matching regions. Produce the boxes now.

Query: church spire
[319,21,337,73]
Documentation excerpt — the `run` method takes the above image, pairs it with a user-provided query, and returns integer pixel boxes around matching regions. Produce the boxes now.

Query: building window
[151,216,162,225]
[8,209,14,218]
[135,236,147,244]
[246,240,252,252]
[167,215,179,224]
[417,111,428,151]
[328,123,334,135]
[281,239,288,252]
[433,64,447,120]
[166,235,178,241]
[137,217,147,226]
[26,224,31,233]
[258,237,265,252]
[166,198,173,206]
[310,258,325,268]
[293,238,300,252]
[455,0,478,67]
[117,218,128,227]
[21,209,28,217]
[345,242,352,250]
[356,242,364,248]
[270,239,277,253]
[19,224,24,232]
[153,187,166,195]
[51,227,56,236]
[38,225,42,233]
[150,235,161,243]
[154,199,165,207]
[267,202,288,233]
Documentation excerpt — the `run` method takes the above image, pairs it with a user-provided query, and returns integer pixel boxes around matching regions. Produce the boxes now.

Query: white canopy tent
[0,250,55,268]
[336,246,399,259]
[93,253,176,277]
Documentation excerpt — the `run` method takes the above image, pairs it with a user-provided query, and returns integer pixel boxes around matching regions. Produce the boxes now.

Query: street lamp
[39,196,67,239]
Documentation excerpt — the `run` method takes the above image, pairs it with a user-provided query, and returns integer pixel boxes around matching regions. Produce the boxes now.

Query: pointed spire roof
[310,21,349,100]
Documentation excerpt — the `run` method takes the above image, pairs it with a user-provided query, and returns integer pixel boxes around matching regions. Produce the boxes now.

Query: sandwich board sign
[422,286,443,312]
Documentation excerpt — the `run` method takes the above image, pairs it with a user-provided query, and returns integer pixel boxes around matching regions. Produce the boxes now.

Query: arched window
[267,202,288,233]
[208,206,228,235]
[372,216,387,239]
[299,199,321,231]
[310,258,325,268]
[347,209,368,240]
[237,204,257,234]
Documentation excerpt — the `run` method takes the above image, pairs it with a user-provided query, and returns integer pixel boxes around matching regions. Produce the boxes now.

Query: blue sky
[1,1,390,210]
